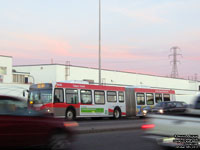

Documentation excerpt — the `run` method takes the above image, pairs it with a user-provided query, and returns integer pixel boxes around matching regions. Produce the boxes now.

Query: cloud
[0,31,72,58]
[109,6,167,24]
[107,1,200,25]
[79,44,158,60]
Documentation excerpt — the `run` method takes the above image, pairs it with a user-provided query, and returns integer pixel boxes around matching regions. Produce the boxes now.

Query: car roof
[161,101,184,103]
[0,95,26,102]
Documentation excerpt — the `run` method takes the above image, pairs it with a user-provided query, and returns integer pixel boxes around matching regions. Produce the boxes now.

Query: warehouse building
[0,55,30,97]
[13,63,200,103]
[0,55,199,102]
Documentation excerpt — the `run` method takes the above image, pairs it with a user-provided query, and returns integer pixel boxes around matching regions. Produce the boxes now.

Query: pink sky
[0,0,200,80]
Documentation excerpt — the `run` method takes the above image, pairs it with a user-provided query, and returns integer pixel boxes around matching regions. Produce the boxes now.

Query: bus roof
[55,82,125,91]
[134,88,175,94]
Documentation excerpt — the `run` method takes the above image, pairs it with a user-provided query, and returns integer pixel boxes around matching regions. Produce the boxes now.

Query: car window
[155,102,163,107]
[194,97,200,109]
[166,102,174,107]
[0,98,27,115]
[176,102,183,108]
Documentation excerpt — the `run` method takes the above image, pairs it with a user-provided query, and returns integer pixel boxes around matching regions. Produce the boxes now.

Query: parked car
[0,95,78,150]
[143,101,187,115]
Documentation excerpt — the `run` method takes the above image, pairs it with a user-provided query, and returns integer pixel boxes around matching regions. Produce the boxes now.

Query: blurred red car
[0,95,77,150]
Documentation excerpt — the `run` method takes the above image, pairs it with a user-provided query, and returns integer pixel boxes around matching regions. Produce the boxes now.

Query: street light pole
[99,0,101,85]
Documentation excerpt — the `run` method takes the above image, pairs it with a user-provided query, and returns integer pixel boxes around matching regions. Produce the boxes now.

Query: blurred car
[141,96,200,149]
[143,101,187,115]
[0,95,78,150]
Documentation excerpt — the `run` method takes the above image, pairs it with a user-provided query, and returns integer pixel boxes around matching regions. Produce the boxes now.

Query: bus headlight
[43,108,52,114]
[158,109,164,114]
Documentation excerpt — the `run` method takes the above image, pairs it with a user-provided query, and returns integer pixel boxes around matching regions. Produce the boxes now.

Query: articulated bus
[28,81,175,120]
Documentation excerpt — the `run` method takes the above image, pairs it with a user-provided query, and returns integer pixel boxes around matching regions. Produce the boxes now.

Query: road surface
[71,130,160,150]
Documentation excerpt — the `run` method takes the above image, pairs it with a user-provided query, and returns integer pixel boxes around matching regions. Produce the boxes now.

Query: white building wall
[14,65,58,83]
[69,66,99,82]
[67,66,200,103]
[0,56,12,83]
[55,65,66,81]
[13,64,200,104]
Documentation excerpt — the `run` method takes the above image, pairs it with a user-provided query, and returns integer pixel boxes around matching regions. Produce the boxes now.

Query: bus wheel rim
[67,111,73,119]
[115,110,119,118]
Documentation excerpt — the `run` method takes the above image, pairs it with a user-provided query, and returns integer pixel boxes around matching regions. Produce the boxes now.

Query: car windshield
[29,89,52,104]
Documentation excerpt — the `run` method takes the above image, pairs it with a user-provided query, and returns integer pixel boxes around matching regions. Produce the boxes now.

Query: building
[13,63,200,104]
[0,55,30,97]
[0,55,199,102]
[0,55,12,83]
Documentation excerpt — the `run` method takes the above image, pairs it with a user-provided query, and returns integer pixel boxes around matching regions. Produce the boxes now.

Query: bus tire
[113,108,121,119]
[66,109,75,121]
[139,116,145,119]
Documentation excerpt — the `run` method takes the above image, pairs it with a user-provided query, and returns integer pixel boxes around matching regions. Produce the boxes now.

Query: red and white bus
[28,81,175,120]
[28,81,126,120]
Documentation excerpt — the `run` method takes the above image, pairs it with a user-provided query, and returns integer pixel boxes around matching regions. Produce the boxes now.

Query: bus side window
[118,91,124,103]
[155,93,162,103]
[54,88,64,103]
[81,90,92,104]
[66,89,78,104]
[94,90,105,104]
[107,91,117,103]
[163,94,170,101]
[136,93,145,105]
[146,93,154,105]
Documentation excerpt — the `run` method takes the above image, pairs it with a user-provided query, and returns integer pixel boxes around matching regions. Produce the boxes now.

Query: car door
[0,98,33,147]
[0,114,46,147]
[175,102,185,112]
[168,102,176,112]
[0,115,20,147]
[0,97,26,147]
[14,111,51,146]
[0,96,49,147]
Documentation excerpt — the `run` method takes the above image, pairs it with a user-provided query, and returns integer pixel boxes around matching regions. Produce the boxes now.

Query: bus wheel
[66,109,75,121]
[113,108,121,119]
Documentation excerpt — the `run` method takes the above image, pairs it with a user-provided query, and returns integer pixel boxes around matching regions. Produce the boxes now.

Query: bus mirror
[23,90,29,97]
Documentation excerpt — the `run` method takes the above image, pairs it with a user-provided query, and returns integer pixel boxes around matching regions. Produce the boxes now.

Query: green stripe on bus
[81,108,104,113]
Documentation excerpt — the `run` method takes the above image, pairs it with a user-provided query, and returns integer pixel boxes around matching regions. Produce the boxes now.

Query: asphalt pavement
[76,117,146,134]
[71,130,161,150]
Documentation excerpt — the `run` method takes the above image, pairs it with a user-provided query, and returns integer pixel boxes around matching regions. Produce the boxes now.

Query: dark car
[150,101,187,114]
[0,95,77,150]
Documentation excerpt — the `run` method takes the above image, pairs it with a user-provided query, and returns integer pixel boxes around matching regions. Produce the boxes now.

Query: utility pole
[169,46,182,78]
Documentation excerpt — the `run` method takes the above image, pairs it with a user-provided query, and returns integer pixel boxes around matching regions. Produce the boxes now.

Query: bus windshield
[29,89,52,104]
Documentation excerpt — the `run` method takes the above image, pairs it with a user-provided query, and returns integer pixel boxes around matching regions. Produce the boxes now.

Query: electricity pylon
[169,46,182,78]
